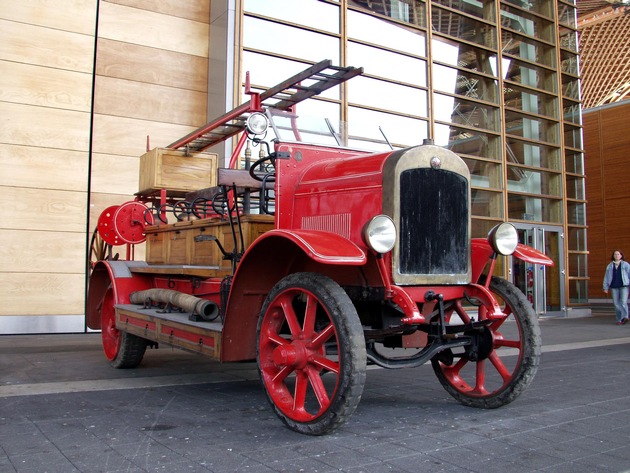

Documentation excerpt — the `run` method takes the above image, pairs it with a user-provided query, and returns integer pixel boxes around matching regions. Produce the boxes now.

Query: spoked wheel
[257,273,366,435]
[88,226,113,274]
[100,286,147,369]
[431,276,541,408]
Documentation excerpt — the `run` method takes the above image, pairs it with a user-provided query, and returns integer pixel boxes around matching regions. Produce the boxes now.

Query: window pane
[560,49,579,76]
[471,189,503,217]
[563,98,581,124]
[433,64,499,103]
[348,41,427,85]
[433,0,495,21]
[558,3,577,28]
[243,17,339,64]
[559,27,578,52]
[506,137,561,170]
[566,201,586,225]
[508,194,562,223]
[431,6,497,49]
[244,0,340,33]
[501,31,556,68]
[349,76,428,116]
[569,253,588,277]
[500,4,554,43]
[434,93,500,131]
[502,0,553,18]
[504,83,558,119]
[567,227,587,251]
[563,124,582,149]
[266,102,341,145]
[348,106,428,147]
[504,59,557,93]
[350,0,426,27]
[348,9,426,55]
[435,124,500,158]
[472,218,504,239]
[507,167,562,197]
[569,279,588,304]
[562,76,580,100]
[463,157,502,189]
[564,150,584,174]
[505,110,560,143]
[433,37,498,76]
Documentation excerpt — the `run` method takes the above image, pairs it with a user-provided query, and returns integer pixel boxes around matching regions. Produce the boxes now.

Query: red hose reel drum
[97,202,153,245]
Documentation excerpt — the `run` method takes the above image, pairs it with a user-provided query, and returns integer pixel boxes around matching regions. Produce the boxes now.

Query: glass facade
[238,0,585,309]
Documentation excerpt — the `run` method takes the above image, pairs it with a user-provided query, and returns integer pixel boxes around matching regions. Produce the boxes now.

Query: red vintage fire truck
[87,60,553,435]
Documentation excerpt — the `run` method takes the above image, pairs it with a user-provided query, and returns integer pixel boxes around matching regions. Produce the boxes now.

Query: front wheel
[432,276,541,408]
[257,273,366,435]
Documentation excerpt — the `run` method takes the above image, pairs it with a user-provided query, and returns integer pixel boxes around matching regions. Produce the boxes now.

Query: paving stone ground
[2,310,630,472]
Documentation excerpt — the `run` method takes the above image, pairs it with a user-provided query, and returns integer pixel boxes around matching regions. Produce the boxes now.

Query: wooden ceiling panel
[578,0,630,109]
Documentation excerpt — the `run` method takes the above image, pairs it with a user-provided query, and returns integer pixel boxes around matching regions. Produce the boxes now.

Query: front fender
[471,239,554,283]
[221,230,367,362]
[256,229,367,265]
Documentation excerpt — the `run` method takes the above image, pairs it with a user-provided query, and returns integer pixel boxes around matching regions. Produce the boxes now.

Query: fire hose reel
[97,201,153,245]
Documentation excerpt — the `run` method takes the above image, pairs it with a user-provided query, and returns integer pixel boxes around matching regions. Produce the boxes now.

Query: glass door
[510,225,564,316]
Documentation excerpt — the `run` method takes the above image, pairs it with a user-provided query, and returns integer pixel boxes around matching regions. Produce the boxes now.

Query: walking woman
[603,249,630,325]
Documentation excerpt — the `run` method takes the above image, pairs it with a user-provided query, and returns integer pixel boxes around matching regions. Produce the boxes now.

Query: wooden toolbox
[144,215,275,274]
[139,148,218,196]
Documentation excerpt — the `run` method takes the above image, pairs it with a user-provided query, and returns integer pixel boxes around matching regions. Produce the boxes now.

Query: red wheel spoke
[489,316,508,332]
[454,301,472,323]
[306,366,331,411]
[278,293,302,335]
[272,364,293,384]
[473,360,489,395]
[488,351,512,383]
[496,338,521,349]
[311,324,335,350]
[310,354,340,374]
[266,331,288,347]
[302,293,318,338]
[293,371,308,413]
[442,359,470,391]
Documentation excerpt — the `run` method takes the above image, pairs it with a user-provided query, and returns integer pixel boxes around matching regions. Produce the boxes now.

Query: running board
[116,304,223,360]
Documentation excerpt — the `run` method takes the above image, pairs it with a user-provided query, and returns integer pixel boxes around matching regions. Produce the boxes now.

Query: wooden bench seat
[186,168,271,201]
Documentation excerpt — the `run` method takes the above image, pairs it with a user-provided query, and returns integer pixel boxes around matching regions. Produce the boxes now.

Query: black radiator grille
[398,168,469,276]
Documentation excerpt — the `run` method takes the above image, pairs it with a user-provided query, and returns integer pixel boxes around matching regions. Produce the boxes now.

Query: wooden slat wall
[0,1,95,320]
[584,101,630,299]
[0,0,210,331]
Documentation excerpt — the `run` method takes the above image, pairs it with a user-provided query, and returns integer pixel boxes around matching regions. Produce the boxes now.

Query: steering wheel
[248,154,277,182]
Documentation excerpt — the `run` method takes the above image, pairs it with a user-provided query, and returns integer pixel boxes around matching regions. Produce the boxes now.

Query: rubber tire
[101,286,147,369]
[256,272,366,435]
[431,276,541,408]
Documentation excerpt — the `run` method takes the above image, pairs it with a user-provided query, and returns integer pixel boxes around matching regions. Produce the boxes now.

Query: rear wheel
[431,276,540,408]
[257,273,366,435]
[101,286,147,369]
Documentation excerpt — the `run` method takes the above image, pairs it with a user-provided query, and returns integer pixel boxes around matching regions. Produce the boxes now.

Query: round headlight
[363,215,396,254]
[246,112,269,135]
[488,222,518,256]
